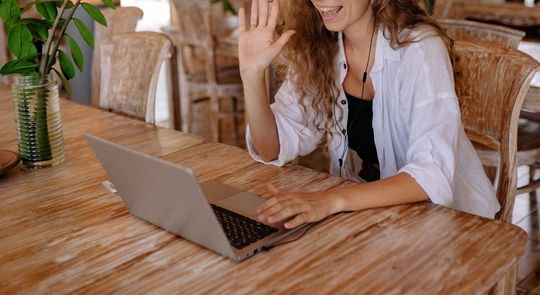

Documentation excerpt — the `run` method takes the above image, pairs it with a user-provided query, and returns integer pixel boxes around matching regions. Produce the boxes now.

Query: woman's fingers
[257,197,294,220]
[266,183,281,196]
[238,7,246,32]
[267,0,280,28]
[285,213,310,229]
[250,0,259,28]
[259,0,269,27]
[272,30,296,51]
[267,202,309,223]
[256,195,279,215]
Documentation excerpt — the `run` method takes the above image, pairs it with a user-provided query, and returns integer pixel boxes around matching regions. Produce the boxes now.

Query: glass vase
[12,74,65,169]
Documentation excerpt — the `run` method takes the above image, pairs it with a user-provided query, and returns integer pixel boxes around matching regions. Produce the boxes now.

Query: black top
[346,92,379,165]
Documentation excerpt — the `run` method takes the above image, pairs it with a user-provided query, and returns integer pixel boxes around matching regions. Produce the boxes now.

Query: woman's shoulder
[397,26,450,61]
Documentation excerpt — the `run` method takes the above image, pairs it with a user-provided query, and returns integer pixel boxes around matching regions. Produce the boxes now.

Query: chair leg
[530,164,537,184]
[517,164,540,196]
[210,96,220,142]
[232,96,240,141]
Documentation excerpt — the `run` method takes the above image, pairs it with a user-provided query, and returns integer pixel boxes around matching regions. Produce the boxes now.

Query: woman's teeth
[319,6,343,17]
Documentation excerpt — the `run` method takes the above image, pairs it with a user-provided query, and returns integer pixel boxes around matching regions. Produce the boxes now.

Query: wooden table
[0,87,529,294]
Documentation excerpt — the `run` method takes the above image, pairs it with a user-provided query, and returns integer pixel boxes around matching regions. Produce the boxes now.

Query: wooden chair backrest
[169,0,213,48]
[91,6,143,106]
[99,32,174,124]
[439,19,525,48]
[169,0,219,89]
[454,40,540,222]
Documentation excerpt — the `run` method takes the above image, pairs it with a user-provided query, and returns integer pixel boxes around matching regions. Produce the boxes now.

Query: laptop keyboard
[210,204,279,249]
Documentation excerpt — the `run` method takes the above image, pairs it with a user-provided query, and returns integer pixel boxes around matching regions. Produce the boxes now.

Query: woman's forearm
[242,70,280,161]
[256,172,430,229]
[331,173,429,212]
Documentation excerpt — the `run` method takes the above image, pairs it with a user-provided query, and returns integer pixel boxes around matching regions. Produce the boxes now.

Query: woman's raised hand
[238,0,295,77]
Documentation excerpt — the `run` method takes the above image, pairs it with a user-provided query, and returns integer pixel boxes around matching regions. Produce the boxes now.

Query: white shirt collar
[337,28,401,75]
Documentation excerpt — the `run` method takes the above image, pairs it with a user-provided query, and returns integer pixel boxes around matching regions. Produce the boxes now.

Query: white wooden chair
[91,6,143,107]
[98,32,178,125]
[163,0,244,142]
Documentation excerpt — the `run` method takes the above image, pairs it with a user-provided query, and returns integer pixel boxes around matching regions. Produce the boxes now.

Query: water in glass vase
[12,74,65,169]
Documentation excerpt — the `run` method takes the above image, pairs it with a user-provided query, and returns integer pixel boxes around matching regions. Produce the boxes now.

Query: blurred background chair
[163,0,244,143]
[454,40,540,223]
[98,32,178,125]
[438,18,525,48]
[91,6,143,107]
[433,0,540,28]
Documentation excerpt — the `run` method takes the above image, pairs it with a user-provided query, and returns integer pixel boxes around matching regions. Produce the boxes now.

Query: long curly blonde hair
[278,0,456,145]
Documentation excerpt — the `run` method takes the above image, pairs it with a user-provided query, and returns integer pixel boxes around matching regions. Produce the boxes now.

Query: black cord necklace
[346,23,377,134]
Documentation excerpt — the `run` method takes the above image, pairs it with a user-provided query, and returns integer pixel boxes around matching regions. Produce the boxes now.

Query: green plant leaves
[58,49,74,79]
[0,0,21,29]
[24,18,49,41]
[100,0,115,9]
[81,3,107,26]
[73,18,94,48]
[35,2,58,23]
[66,34,83,71]
[0,0,20,20]
[8,24,38,58]
[55,0,75,9]
[0,59,36,75]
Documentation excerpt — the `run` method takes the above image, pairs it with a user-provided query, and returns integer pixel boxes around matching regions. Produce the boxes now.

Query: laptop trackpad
[200,180,241,202]
[215,192,266,219]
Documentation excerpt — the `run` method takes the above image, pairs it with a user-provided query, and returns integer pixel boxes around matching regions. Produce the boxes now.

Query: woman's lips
[318,5,343,20]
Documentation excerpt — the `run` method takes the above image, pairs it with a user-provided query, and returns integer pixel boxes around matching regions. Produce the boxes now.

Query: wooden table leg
[489,263,518,295]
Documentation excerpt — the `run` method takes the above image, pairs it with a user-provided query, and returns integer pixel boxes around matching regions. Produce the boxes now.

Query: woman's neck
[343,9,376,51]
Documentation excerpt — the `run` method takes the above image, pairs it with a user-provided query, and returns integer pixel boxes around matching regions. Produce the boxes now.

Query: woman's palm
[238,0,295,74]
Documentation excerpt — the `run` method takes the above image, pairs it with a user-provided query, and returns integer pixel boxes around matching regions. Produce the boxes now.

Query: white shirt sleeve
[246,79,322,166]
[397,36,460,207]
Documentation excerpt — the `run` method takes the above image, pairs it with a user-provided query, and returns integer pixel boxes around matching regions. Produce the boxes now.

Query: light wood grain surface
[0,86,529,294]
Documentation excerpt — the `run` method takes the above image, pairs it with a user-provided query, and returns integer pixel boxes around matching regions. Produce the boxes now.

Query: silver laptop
[85,133,304,261]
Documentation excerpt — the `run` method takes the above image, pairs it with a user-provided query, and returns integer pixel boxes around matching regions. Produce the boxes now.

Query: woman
[237,0,499,229]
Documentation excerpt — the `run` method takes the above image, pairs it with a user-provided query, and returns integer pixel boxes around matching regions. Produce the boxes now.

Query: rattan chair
[98,32,178,125]
[454,40,540,222]
[442,20,540,200]
[91,6,143,107]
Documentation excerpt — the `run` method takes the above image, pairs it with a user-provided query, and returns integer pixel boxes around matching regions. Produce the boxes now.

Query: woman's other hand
[256,184,342,229]
[238,0,295,77]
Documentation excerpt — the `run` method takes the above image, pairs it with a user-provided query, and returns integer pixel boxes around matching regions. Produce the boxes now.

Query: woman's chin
[322,22,345,32]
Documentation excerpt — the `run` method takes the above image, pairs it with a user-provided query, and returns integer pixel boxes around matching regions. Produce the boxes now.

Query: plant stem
[44,0,81,74]
[21,0,65,14]
[39,0,70,76]
[35,80,52,161]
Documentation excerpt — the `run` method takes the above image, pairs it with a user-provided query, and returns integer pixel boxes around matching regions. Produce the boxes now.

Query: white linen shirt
[246,29,500,218]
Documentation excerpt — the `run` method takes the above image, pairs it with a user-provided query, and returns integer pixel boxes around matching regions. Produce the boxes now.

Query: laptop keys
[210,204,278,249]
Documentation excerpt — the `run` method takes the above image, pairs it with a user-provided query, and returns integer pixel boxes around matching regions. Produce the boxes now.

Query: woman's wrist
[327,190,347,215]
[240,67,266,81]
